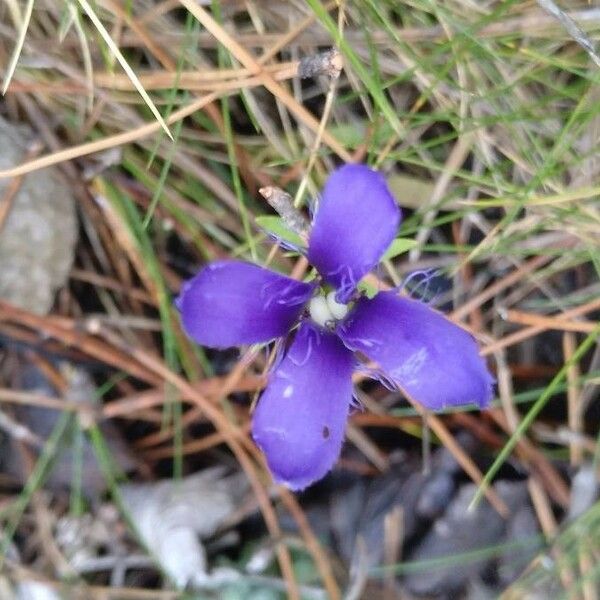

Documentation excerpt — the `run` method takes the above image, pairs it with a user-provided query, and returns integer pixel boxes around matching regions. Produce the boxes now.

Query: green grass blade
[305,0,402,134]
[0,412,72,565]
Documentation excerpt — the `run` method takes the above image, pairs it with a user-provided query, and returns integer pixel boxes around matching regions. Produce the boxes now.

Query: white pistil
[309,292,349,327]
[326,291,349,320]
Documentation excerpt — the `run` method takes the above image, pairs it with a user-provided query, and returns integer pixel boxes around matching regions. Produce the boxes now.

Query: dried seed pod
[298,49,343,79]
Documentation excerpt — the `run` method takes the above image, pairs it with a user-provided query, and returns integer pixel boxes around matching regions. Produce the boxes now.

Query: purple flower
[177,165,494,490]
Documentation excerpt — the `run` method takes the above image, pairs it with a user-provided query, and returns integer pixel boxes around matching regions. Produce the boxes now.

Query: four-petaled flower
[176,165,493,490]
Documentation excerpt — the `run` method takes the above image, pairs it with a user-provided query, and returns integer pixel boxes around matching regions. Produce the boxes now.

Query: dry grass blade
[279,490,341,600]
[502,309,599,334]
[482,297,600,356]
[452,254,554,321]
[0,303,161,384]
[0,62,303,179]
[409,403,509,517]
[488,410,570,508]
[92,62,299,90]
[75,0,173,139]
[537,0,600,68]
[1,0,34,95]
[563,333,583,467]
[0,91,218,178]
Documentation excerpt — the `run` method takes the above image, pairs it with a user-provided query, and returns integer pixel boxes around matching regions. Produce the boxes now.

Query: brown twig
[258,186,310,238]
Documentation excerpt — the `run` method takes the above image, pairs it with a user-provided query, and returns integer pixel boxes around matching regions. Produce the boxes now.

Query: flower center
[308,291,349,328]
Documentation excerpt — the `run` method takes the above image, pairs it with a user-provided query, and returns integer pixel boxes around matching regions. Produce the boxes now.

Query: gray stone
[498,505,542,586]
[0,117,77,314]
[403,482,530,597]
[3,364,138,495]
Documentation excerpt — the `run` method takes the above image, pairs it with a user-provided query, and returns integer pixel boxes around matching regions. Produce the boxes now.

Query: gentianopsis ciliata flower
[177,165,494,490]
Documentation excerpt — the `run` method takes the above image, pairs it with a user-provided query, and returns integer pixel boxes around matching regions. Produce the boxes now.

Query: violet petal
[337,292,494,410]
[252,322,355,490]
[308,165,401,301]
[176,260,314,348]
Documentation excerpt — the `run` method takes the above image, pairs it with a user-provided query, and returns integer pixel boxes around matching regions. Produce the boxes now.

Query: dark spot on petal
[322,426,330,439]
